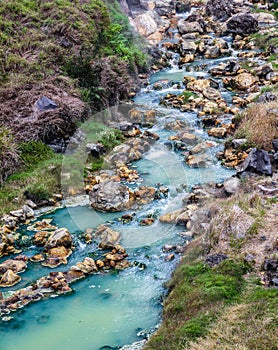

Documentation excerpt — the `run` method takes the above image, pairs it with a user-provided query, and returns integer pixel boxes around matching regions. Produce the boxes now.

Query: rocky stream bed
[0,1,278,349]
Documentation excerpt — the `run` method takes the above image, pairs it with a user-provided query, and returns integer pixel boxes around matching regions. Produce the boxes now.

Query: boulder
[44,228,72,249]
[180,40,197,55]
[206,0,233,22]
[187,154,211,167]
[33,231,51,246]
[178,21,203,35]
[133,11,158,37]
[177,132,198,145]
[226,13,259,36]
[231,73,257,91]
[159,209,188,224]
[236,148,272,176]
[0,269,21,287]
[95,225,121,249]
[42,246,72,268]
[0,258,27,275]
[89,181,130,212]
[208,127,227,138]
[186,78,211,93]
[202,87,222,101]
[224,177,240,195]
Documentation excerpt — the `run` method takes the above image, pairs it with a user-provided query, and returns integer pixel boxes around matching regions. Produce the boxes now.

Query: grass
[144,258,247,350]
[0,120,124,216]
[188,286,278,350]
[234,101,278,151]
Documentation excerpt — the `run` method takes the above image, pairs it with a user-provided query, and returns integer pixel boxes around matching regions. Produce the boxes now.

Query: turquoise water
[0,34,236,350]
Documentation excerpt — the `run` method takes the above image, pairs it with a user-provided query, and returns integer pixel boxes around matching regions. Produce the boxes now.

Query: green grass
[144,259,247,350]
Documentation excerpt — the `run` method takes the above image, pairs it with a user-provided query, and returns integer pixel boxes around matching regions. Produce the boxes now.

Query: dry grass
[235,101,278,150]
[188,292,278,350]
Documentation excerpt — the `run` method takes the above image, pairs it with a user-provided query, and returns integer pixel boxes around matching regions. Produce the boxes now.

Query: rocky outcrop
[226,13,259,36]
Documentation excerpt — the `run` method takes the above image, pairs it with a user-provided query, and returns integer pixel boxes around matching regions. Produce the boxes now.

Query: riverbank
[0,0,278,349]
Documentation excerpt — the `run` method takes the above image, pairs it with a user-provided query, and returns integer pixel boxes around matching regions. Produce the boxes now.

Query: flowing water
[0,25,237,350]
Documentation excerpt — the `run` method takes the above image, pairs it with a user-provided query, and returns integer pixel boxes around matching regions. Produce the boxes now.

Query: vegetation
[144,257,248,350]
[0,0,147,208]
[234,101,278,150]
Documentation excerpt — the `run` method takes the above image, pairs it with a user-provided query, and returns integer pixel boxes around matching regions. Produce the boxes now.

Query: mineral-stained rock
[159,209,189,225]
[33,231,51,246]
[231,73,258,91]
[0,257,27,275]
[0,269,21,287]
[207,127,227,138]
[89,181,158,212]
[95,225,121,249]
[187,153,211,168]
[42,246,72,268]
[44,228,73,249]
[90,181,130,212]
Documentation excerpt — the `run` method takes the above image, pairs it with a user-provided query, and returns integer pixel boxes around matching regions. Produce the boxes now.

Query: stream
[0,15,238,350]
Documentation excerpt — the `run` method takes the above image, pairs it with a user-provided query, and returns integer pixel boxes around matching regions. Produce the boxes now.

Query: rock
[231,138,247,148]
[236,148,272,176]
[176,0,191,13]
[224,177,240,195]
[254,64,273,80]
[36,96,58,111]
[273,139,278,152]
[231,73,257,91]
[0,269,21,287]
[208,127,227,138]
[180,40,197,55]
[258,92,277,103]
[204,46,220,59]
[179,54,195,65]
[44,228,72,249]
[177,132,198,145]
[163,244,176,252]
[133,12,158,37]
[186,78,211,93]
[33,231,51,246]
[30,254,45,262]
[86,143,106,158]
[0,258,27,275]
[42,246,72,268]
[95,225,121,249]
[90,181,130,212]
[206,0,233,22]
[158,208,190,226]
[178,20,203,35]
[191,141,216,155]
[165,253,175,262]
[205,254,228,267]
[73,257,98,274]
[187,154,211,168]
[139,218,155,226]
[226,13,259,36]
[202,87,222,101]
